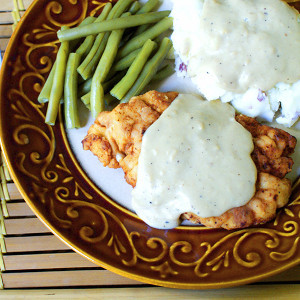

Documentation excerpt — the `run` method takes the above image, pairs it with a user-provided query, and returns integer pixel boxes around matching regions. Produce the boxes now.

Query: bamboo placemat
[0,0,300,295]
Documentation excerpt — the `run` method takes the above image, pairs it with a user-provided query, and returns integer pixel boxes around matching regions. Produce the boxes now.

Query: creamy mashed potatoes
[171,0,300,127]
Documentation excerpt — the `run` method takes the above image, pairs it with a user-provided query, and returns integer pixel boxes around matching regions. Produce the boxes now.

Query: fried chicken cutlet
[82,91,179,186]
[82,91,297,230]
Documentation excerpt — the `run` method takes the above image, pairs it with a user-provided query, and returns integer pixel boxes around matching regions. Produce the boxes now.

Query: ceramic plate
[1,0,300,289]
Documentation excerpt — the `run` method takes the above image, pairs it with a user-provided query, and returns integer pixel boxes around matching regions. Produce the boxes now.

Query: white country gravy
[172,0,300,96]
[131,94,257,229]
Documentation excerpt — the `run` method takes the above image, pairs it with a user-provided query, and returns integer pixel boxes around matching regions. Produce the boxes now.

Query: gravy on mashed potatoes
[171,0,300,127]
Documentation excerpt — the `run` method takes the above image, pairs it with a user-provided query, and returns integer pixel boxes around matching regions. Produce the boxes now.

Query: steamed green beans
[38,62,56,103]
[137,0,159,14]
[110,42,157,74]
[111,39,156,100]
[75,3,112,58]
[121,37,172,103]
[64,53,81,128]
[79,70,126,99]
[76,2,113,78]
[152,63,175,81]
[111,48,142,71]
[110,0,135,18]
[57,11,171,41]
[38,17,95,104]
[43,1,175,127]
[90,24,126,117]
[69,16,96,50]
[77,0,134,80]
[117,17,172,58]
[129,1,141,14]
[45,35,69,125]
[132,0,159,36]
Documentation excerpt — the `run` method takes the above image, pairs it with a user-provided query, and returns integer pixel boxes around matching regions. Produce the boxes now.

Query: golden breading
[82,91,297,230]
[82,91,178,186]
[235,114,296,179]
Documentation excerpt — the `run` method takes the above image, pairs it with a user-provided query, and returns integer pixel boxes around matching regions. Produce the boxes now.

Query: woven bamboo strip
[1,285,300,299]
[0,12,14,23]
[1,268,300,289]
[1,1,21,11]
[6,202,35,217]
[1,270,141,288]
[0,25,13,37]
[3,252,97,270]
[1,251,299,281]
[7,183,22,200]
[0,38,11,49]
[3,235,69,253]
[4,218,50,235]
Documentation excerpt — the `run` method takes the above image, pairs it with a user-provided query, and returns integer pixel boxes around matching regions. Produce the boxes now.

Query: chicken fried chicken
[82,91,178,186]
[82,91,297,230]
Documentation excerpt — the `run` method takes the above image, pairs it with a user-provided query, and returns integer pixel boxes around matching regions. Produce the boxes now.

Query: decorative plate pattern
[1,0,300,289]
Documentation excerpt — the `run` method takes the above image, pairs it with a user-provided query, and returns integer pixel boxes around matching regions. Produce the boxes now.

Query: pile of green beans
[41,0,175,127]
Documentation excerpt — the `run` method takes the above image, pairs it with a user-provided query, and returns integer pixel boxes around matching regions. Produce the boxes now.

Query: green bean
[166,45,175,60]
[90,81,104,118]
[111,39,156,100]
[38,18,95,104]
[75,34,94,58]
[121,37,172,103]
[45,32,69,125]
[106,48,141,79]
[38,62,56,103]
[85,103,91,111]
[77,4,114,79]
[137,0,159,14]
[64,53,81,129]
[152,63,175,81]
[79,70,126,100]
[110,43,157,74]
[90,24,125,118]
[78,78,92,97]
[132,0,160,37]
[132,24,150,38]
[57,11,171,41]
[77,32,109,80]
[78,16,96,26]
[121,1,141,40]
[103,71,127,93]
[81,92,117,109]
[69,16,96,50]
[111,48,141,71]
[98,29,127,83]
[81,92,91,105]
[116,17,173,58]
[75,3,112,58]
[109,0,134,18]
[77,1,133,80]
[129,1,141,14]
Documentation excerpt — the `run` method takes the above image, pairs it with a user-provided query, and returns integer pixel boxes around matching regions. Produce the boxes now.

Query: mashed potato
[171,0,300,127]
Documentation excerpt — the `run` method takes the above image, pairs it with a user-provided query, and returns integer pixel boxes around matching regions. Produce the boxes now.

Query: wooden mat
[0,0,299,292]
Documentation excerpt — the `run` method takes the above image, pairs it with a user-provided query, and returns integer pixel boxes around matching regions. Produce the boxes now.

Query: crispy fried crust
[82,91,297,230]
[235,115,296,178]
[82,91,178,186]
